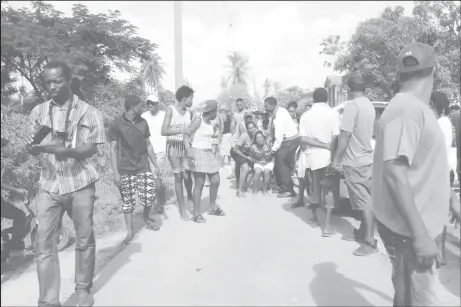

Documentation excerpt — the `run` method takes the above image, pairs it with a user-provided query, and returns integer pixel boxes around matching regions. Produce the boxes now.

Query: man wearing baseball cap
[372,42,460,306]
[142,93,167,211]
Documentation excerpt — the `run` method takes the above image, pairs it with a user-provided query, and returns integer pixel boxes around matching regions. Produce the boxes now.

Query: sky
[11,1,414,103]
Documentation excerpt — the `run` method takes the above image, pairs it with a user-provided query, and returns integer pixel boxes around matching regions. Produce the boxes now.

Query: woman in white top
[184,100,225,223]
[161,86,194,220]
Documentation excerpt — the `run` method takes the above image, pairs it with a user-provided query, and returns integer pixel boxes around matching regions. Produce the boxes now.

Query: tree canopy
[1,1,157,102]
[320,1,460,102]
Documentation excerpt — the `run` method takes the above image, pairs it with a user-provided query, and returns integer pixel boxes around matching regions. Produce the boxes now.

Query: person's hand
[154,166,162,179]
[181,127,190,134]
[246,156,253,163]
[212,144,219,155]
[413,235,444,270]
[186,147,194,159]
[326,161,340,175]
[113,172,122,188]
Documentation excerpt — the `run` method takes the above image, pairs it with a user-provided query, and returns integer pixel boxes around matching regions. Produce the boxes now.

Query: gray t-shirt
[339,97,375,167]
[372,93,450,238]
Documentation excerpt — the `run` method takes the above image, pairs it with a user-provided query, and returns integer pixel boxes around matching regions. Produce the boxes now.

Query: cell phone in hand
[32,125,52,145]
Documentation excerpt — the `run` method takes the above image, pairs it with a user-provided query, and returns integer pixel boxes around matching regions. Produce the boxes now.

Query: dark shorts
[343,164,372,210]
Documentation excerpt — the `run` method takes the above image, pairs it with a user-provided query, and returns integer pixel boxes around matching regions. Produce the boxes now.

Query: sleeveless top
[192,117,214,150]
[167,106,191,142]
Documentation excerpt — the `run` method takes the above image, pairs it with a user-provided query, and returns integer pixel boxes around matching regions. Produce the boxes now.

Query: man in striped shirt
[28,61,105,307]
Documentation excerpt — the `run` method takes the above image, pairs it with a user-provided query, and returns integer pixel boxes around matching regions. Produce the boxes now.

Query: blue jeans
[36,183,96,307]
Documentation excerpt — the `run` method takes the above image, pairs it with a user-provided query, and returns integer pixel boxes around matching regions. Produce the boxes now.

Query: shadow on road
[310,262,393,306]
[63,242,142,306]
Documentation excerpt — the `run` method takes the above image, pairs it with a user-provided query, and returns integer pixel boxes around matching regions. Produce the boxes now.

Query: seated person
[1,138,28,250]
[250,131,274,195]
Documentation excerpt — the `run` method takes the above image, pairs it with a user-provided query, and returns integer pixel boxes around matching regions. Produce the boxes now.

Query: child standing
[250,131,274,195]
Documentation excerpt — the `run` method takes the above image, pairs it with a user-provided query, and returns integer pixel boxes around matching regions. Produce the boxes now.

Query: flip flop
[353,240,378,256]
[208,208,225,216]
[192,215,206,223]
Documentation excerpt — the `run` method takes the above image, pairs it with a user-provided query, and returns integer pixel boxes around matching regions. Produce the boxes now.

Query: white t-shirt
[438,116,453,167]
[141,110,167,153]
[299,103,340,170]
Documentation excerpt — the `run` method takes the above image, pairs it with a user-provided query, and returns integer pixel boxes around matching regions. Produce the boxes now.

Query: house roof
[324,75,343,88]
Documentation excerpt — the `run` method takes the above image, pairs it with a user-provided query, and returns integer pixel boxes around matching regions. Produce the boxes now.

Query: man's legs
[305,167,326,228]
[120,174,137,244]
[137,172,159,230]
[1,197,27,249]
[36,191,64,307]
[275,138,299,197]
[67,183,96,306]
[343,165,377,256]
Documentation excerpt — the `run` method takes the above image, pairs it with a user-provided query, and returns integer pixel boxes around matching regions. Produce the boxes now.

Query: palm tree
[272,81,282,93]
[220,77,228,91]
[262,78,272,98]
[224,51,249,86]
[140,53,165,94]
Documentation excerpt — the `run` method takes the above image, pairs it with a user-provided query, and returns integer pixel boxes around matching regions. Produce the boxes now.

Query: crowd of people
[1,41,460,307]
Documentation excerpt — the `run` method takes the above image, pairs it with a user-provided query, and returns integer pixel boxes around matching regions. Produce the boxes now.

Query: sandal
[353,239,378,256]
[209,208,225,216]
[192,215,206,223]
[146,223,160,231]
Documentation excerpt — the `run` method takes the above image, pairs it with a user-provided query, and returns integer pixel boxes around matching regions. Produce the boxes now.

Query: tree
[1,1,157,102]
[140,53,165,94]
[262,78,272,98]
[217,83,252,112]
[224,51,250,86]
[272,81,282,94]
[319,1,460,102]
[274,86,312,107]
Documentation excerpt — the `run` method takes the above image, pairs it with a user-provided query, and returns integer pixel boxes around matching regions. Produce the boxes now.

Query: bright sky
[12,1,414,103]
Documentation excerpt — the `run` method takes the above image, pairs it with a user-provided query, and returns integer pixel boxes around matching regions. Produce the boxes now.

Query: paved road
[82,176,396,306]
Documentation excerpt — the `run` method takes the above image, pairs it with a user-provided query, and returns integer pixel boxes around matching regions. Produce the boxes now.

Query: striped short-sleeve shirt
[29,95,106,194]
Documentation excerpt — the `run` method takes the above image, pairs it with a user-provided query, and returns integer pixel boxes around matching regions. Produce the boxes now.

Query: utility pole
[174,1,183,91]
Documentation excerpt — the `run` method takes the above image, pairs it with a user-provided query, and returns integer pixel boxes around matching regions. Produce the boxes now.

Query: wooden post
[174,1,184,91]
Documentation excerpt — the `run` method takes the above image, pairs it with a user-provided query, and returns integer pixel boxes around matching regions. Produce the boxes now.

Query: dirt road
[2,176,460,306]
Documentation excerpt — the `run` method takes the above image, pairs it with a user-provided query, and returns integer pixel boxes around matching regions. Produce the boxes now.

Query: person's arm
[147,141,159,171]
[300,137,331,150]
[161,107,186,136]
[384,157,432,236]
[232,135,251,160]
[184,117,202,153]
[331,104,357,166]
[381,116,435,239]
[230,114,237,135]
[34,110,106,159]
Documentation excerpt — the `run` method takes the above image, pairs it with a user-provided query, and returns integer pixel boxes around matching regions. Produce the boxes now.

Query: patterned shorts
[120,172,156,213]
